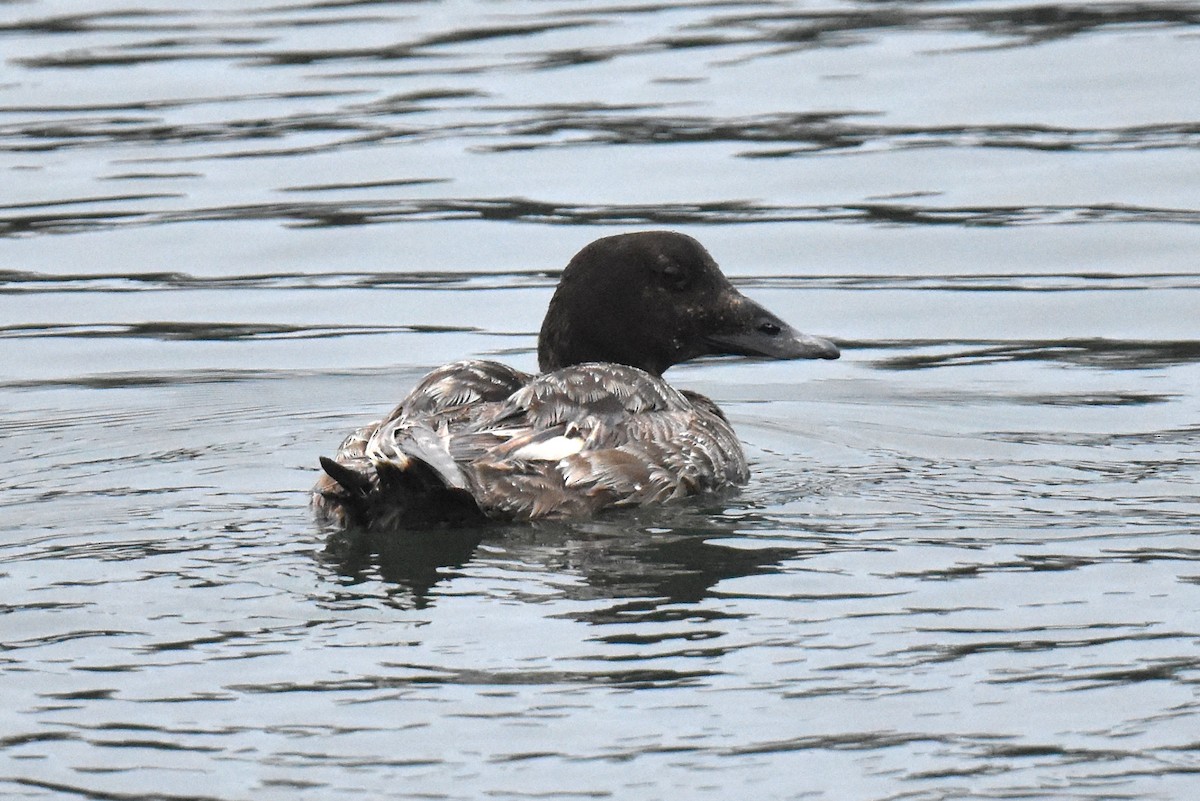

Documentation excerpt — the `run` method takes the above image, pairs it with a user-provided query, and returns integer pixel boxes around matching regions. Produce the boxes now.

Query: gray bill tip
[704,324,840,361]
[792,331,840,360]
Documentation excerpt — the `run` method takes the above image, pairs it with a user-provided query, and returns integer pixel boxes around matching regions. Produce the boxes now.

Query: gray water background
[2,1,1199,799]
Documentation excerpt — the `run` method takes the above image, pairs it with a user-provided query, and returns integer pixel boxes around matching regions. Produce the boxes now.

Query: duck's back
[312,360,749,530]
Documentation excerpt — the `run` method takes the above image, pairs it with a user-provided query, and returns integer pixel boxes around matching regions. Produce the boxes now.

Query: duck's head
[537,231,839,376]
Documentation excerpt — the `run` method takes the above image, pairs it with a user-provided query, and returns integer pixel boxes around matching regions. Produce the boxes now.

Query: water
[2,1,1199,799]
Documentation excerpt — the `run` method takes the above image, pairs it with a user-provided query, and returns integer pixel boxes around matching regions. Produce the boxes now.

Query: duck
[312,231,838,531]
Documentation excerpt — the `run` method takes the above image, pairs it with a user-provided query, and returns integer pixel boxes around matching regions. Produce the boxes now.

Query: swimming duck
[312,231,838,531]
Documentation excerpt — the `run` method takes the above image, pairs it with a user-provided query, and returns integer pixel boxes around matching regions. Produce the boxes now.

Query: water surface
[2,2,1199,799]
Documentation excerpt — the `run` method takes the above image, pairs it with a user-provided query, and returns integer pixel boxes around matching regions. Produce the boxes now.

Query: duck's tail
[313,429,484,532]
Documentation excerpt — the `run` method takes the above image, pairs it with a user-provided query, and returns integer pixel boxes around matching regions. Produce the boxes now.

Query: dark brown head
[537,231,839,375]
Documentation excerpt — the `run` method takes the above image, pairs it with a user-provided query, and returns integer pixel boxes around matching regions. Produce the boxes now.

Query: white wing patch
[510,434,586,462]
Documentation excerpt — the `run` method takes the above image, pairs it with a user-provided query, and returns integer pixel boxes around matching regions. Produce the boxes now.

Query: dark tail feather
[320,456,372,496]
[317,454,483,532]
[374,457,483,527]
[315,456,376,530]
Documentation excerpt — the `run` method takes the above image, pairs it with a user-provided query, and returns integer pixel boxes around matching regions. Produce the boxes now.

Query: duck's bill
[704,303,840,361]
[706,325,839,361]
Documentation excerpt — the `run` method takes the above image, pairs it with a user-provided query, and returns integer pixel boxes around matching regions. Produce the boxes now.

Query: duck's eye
[758,321,781,336]
[658,262,689,290]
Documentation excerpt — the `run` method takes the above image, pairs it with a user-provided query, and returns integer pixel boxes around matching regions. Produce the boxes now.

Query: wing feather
[314,361,749,528]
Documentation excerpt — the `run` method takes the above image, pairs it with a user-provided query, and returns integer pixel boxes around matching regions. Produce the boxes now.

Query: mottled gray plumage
[313,231,838,531]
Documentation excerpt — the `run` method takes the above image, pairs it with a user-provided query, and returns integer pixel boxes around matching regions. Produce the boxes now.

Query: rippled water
[3,2,1199,799]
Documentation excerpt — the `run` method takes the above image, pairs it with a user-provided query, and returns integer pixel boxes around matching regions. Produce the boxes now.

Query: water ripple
[486,112,1200,155]
[11,98,1198,156]
[874,338,1200,371]
[6,267,1199,294]
[2,197,1197,236]
[3,2,1199,799]
[0,321,475,342]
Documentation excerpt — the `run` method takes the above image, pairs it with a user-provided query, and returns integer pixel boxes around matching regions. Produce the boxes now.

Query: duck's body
[313,231,838,531]
[312,360,747,529]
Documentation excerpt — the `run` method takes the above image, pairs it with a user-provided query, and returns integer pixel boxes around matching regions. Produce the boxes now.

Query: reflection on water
[325,501,813,609]
[3,1,1199,799]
